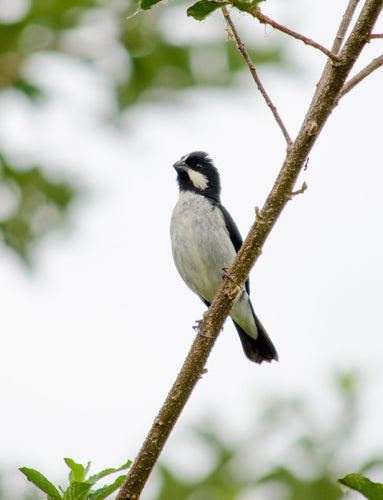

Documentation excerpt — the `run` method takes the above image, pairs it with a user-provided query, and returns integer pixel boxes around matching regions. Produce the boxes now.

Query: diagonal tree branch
[252,9,340,61]
[222,6,293,147]
[339,53,383,97]
[116,1,383,499]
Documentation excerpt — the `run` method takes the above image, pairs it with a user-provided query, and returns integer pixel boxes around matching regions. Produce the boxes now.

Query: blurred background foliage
[7,372,383,500]
[153,372,383,500]
[0,0,282,263]
[0,154,74,261]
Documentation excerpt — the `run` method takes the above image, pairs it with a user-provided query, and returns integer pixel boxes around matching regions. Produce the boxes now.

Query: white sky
[0,0,382,498]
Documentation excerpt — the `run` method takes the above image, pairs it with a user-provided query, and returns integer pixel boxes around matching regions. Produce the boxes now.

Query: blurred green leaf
[87,475,127,500]
[187,0,228,21]
[334,370,360,401]
[87,461,131,485]
[20,468,62,500]
[232,0,264,12]
[140,0,164,11]
[11,80,43,100]
[360,459,383,475]
[232,0,263,12]
[187,0,263,21]
[62,482,92,500]
[19,460,130,500]
[0,155,75,262]
[259,466,343,500]
[339,473,383,499]
[65,459,87,484]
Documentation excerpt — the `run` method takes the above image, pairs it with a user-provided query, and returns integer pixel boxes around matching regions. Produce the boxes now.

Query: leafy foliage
[187,1,229,21]
[0,0,281,110]
[140,0,164,11]
[153,372,383,500]
[0,156,75,263]
[187,0,264,21]
[118,5,281,107]
[232,0,264,13]
[10,373,383,500]
[20,458,131,500]
[19,469,62,500]
[339,474,383,500]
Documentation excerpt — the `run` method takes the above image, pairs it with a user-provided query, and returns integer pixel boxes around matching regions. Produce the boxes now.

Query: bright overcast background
[1,0,383,498]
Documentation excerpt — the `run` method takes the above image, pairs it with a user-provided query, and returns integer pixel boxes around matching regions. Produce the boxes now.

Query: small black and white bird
[170,151,278,364]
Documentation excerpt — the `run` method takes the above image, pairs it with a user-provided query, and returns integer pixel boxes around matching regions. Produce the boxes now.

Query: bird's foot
[222,267,242,299]
[222,267,232,281]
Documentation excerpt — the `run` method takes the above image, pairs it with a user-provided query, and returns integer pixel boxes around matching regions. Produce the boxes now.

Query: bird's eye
[194,164,202,171]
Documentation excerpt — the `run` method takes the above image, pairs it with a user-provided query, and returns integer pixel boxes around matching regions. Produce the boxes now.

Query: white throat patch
[187,169,209,190]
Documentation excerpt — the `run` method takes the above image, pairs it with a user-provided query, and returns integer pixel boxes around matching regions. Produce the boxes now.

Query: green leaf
[12,79,43,101]
[231,0,263,13]
[140,0,164,10]
[65,458,86,483]
[88,475,126,500]
[187,0,263,20]
[84,461,92,478]
[62,482,92,500]
[360,458,383,474]
[0,155,75,263]
[187,0,228,21]
[339,473,383,499]
[20,468,62,500]
[87,461,132,485]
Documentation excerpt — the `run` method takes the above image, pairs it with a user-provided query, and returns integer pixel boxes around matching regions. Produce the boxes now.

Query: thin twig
[252,9,340,62]
[290,181,308,198]
[314,0,361,102]
[332,0,361,53]
[370,33,383,37]
[222,6,293,147]
[339,54,383,97]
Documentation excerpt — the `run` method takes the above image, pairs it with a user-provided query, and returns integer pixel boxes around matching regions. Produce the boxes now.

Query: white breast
[170,191,237,303]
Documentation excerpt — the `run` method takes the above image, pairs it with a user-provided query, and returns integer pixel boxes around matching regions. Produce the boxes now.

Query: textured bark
[116,1,383,499]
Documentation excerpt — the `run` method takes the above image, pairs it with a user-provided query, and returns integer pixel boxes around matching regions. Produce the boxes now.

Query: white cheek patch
[188,169,209,190]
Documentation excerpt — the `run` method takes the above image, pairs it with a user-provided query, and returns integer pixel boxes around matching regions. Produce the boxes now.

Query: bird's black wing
[216,202,250,295]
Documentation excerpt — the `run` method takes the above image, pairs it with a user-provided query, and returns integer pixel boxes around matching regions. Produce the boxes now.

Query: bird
[170,151,278,364]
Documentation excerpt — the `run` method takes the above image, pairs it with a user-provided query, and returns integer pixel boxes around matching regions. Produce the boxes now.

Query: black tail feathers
[202,297,278,364]
[233,312,278,364]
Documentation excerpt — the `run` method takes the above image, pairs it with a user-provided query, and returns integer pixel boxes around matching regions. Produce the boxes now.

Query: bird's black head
[173,151,221,202]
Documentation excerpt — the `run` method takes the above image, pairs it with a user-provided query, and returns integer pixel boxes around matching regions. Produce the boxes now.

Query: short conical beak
[173,160,188,173]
